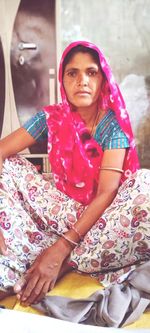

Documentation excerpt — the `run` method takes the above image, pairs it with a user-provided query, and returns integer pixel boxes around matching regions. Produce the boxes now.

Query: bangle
[70,224,83,241]
[100,167,124,173]
[61,233,78,247]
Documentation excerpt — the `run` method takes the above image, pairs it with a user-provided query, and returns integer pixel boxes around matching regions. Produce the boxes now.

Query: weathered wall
[60,0,150,168]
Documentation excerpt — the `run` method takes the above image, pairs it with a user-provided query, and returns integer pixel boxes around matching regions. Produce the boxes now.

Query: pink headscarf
[44,41,139,205]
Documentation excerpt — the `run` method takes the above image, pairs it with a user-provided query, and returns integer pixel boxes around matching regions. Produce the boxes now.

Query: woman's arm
[0,127,37,160]
[59,148,126,247]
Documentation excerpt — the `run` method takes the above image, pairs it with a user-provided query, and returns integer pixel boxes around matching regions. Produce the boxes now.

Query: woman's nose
[77,73,88,86]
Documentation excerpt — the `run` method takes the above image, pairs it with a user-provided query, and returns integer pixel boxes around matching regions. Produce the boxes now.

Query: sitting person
[0,40,149,307]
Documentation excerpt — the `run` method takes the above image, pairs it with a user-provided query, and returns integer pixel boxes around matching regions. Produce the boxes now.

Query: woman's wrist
[56,226,83,256]
[57,236,74,256]
[68,223,84,241]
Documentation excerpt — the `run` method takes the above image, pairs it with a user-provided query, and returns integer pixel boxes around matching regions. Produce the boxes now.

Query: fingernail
[22,297,27,301]
[15,285,21,292]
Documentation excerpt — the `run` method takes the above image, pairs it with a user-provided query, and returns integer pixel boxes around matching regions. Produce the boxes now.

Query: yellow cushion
[1,272,150,328]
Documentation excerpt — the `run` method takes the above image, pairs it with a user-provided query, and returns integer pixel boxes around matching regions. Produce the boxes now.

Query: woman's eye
[88,70,97,76]
[67,71,77,77]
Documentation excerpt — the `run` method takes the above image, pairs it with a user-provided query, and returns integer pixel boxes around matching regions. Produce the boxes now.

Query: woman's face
[63,52,103,110]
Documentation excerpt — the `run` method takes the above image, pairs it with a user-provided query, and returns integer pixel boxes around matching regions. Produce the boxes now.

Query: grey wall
[60,0,150,168]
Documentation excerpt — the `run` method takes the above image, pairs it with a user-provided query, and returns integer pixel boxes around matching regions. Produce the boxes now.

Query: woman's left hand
[14,240,70,306]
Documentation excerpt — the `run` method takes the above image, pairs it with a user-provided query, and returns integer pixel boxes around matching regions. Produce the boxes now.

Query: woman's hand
[0,230,8,255]
[14,239,71,306]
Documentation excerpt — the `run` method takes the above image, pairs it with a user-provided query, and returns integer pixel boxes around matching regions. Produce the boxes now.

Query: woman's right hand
[0,230,8,255]
[14,238,72,306]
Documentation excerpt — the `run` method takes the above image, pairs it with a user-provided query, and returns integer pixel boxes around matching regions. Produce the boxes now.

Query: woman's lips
[75,91,90,96]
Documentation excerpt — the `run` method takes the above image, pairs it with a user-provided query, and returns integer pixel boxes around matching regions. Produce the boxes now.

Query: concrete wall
[60,0,150,168]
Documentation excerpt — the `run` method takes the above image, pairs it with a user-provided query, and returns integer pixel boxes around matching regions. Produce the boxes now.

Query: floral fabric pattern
[0,156,150,290]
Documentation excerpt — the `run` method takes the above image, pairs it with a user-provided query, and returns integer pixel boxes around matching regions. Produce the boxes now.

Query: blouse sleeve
[94,110,130,151]
[23,111,48,142]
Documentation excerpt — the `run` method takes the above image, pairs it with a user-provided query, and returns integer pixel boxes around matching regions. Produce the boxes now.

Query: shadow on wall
[120,74,150,169]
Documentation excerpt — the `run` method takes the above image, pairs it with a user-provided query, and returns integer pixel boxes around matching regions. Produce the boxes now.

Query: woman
[0,41,149,307]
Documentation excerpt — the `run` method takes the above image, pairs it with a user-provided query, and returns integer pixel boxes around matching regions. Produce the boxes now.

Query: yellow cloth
[1,272,150,328]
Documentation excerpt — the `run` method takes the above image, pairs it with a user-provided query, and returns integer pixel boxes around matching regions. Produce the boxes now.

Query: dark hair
[62,45,100,77]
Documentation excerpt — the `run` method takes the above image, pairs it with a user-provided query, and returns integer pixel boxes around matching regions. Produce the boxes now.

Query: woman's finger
[21,278,45,306]
[32,281,50,304]
[14,274,27,294]
[20,275,39,303]
[49,277,57,291]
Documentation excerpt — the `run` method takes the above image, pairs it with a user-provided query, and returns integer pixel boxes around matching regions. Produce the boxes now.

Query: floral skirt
[0,156,150,290]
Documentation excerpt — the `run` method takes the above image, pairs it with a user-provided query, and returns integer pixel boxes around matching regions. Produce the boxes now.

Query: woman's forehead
[64,52,100,68]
